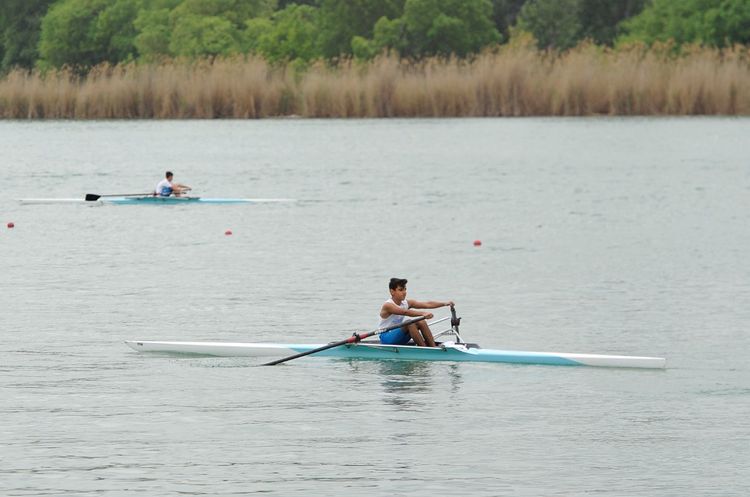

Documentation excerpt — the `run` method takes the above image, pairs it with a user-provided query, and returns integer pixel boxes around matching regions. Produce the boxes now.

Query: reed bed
[1,45,748,119]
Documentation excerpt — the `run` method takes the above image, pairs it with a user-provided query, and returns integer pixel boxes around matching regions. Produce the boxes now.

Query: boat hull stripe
[124,341,666,369]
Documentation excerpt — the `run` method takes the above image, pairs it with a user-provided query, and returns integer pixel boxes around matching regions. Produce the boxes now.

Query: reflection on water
[346,360,466,411]
[444,364,464,394]
[379,360,433,392]
[378,361,464,393]
[379,361,433,411]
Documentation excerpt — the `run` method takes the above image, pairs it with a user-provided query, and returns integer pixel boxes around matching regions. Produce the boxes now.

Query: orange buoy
[473,239,481,246]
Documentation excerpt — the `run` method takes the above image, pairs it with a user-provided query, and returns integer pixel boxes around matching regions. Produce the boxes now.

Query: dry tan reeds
[1,46,748,119]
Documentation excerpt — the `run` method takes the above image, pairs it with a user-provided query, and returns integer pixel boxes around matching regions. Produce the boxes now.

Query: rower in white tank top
[378,277,454,347]
[378,298,409,329]
[154,171,191,197]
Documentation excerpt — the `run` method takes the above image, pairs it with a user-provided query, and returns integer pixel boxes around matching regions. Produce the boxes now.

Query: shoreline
[2,46,749,119]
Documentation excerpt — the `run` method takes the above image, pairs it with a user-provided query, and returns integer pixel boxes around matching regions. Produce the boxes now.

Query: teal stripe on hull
[106,196,253,204]
[123,340,665,368]
[289,344,583,366]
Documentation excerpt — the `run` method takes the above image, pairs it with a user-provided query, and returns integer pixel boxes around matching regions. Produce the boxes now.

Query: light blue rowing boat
[125,314,666,369]
[106,196,287,205]
[124,339,666,368]
[19,195,295,205]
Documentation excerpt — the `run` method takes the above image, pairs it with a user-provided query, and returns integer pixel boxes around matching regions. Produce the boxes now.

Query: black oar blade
[263,315,427,366]
[85,192,154,201]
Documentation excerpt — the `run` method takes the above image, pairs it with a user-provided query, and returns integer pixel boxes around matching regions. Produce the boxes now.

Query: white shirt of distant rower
[378,298,409,328]
[155,178,173,196]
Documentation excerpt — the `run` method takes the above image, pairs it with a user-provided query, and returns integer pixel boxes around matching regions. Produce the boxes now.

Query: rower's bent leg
[416,321,437,347]
[405,324,426,346]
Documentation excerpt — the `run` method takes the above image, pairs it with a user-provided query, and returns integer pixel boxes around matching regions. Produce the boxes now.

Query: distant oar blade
[85,194,101,201]
[263,316,427,366]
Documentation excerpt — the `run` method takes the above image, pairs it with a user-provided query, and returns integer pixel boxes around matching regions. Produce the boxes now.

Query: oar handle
[263,316,427,366]
[450,304,461,330]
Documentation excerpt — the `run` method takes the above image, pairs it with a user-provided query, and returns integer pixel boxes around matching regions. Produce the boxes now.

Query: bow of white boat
[18,198,103,205]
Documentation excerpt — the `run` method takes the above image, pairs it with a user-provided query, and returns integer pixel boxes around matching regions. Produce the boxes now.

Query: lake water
[1,118,749,496]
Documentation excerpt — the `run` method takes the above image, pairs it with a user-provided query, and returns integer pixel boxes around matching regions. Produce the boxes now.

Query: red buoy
[225,230,233,236]
[473,239,481,246]
[7,222,14,229]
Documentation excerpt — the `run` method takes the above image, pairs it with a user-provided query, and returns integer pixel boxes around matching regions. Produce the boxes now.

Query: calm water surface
[1,118,749,496]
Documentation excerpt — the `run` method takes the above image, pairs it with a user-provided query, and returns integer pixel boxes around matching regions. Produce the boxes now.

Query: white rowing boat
[124,340,666,368]
[125,315,666,369]
[18,196,295,205]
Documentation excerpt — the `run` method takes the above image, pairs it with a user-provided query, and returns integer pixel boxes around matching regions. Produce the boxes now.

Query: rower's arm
[408,299,454,310]
[381,301,429,319]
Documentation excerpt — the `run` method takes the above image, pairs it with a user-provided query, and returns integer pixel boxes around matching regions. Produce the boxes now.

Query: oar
[263,316,427,366]
[85,193,154,201]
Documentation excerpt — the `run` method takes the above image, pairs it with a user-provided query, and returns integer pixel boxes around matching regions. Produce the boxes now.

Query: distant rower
[155,171,191,197]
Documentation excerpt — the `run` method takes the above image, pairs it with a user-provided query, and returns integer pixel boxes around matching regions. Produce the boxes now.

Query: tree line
[1,0,749,74]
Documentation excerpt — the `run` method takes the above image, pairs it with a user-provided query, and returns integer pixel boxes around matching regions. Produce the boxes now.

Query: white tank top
[155,178,173,196]
[379,298,409,328]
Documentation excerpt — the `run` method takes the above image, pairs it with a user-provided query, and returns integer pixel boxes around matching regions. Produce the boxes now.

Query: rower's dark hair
[166,171,173,178]
[389,278,407,290]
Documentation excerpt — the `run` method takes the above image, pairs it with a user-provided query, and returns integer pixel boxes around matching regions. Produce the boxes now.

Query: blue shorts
[379,327,411,345]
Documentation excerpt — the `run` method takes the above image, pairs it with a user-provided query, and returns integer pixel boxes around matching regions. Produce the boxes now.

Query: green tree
[169,14,241,56]
[490,0,525,41]
[133,7,173,59]
[245,4,320,62]
[517,0,582,50]
[619,0,750,47]
[277,0,315,7]
[406,0,500,56]
[93,0,142,62]
[318,0,405,58]
[38,0,145,69]
[38,0,129,69]
[577,0,647,46]
[170,0,276,29]
[0,0,55,71]
[134,0,276,59]
[360,0,500,58]
[352,15,405,58]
